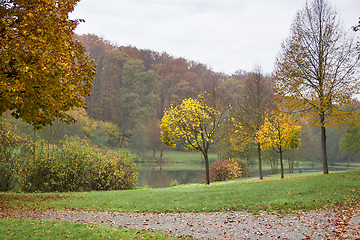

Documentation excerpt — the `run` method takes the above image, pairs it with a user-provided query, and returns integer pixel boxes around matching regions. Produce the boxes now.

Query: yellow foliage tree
[0,0,95,129]
[273,0,359,174]
[160,96,227,185]
[256,110,301,178]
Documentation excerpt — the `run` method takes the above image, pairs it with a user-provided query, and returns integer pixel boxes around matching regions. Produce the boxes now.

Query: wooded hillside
[76,34,227,149]
[73,33,357,169]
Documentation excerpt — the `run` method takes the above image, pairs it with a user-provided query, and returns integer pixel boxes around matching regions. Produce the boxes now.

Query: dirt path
[1,204,359,239]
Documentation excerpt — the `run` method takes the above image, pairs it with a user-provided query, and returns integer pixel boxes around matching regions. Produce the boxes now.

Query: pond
[136,164,359,188]
[135,151,213,188]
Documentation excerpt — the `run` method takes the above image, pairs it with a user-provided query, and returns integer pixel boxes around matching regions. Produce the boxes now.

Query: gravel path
[2,207,360,239]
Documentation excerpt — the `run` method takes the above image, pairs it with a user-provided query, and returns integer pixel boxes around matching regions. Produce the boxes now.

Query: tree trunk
[257,143,263,180]
[204,151,210,185]
[159,150,163,171]
[280,149,284,179]
[320,125,329,174]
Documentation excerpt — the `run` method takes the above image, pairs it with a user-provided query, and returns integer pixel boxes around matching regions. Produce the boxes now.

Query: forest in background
[5,33,359,175]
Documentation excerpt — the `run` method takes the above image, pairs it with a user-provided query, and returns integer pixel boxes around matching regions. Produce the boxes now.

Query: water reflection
[136,165,358,188]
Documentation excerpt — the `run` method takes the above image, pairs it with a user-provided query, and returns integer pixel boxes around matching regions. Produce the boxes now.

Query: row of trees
[273,0,360,175]
[160,94,303,184]
[160,0,360,184]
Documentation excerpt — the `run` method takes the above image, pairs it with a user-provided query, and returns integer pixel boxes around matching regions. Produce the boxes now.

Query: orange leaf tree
[256,110,301,178]
[0,0,95,129]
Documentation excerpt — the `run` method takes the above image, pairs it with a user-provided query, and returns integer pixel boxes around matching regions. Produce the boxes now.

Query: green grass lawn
[216,171,324,183]
[249,159,360,176]
[2,170,359,214]
[0,219,192,240]
[1,170,359,240]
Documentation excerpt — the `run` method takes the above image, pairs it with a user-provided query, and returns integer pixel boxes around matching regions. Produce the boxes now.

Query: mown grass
[0,219,192,240]
[1,170,359,214]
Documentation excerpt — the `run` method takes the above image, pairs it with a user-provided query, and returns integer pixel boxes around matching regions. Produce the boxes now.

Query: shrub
[206,158,252,183]
[90,149,139,191]
[0,119,27,191]
[170,179,179,187]
[17,137,138,192]
[232,158,252,177]
[207,159,242,183]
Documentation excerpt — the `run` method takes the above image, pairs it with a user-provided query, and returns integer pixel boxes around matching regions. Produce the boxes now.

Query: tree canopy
[160,96,227,184]
[0,0,95,128]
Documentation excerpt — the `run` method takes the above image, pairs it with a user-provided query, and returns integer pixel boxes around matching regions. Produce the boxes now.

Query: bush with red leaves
[206,159,251,183]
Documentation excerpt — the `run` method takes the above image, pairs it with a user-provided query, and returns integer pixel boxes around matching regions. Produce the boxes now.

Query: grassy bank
[1,170,359,213]
[0,219,192,240]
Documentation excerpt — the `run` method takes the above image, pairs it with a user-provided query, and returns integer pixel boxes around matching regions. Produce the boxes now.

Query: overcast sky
[70,0,359,75]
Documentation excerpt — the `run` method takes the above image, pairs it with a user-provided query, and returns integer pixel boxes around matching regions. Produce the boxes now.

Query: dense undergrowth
[0,133,138,192]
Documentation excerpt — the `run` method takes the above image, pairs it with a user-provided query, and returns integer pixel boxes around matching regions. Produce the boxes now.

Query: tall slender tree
[273,0,359,174]
[235,67,273,179]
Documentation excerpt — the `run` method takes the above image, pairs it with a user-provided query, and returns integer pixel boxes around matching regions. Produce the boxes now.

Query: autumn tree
[273,0,360,174]
[229,67,274,179]
[160,96,228,185]
[153,55,197,119]
[0,0,95,128]
[76,34,113,64]
[256,110,301,178]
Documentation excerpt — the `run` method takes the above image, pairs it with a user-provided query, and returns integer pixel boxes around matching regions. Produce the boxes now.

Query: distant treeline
[73,34,359,167]
[77,34,232,149]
